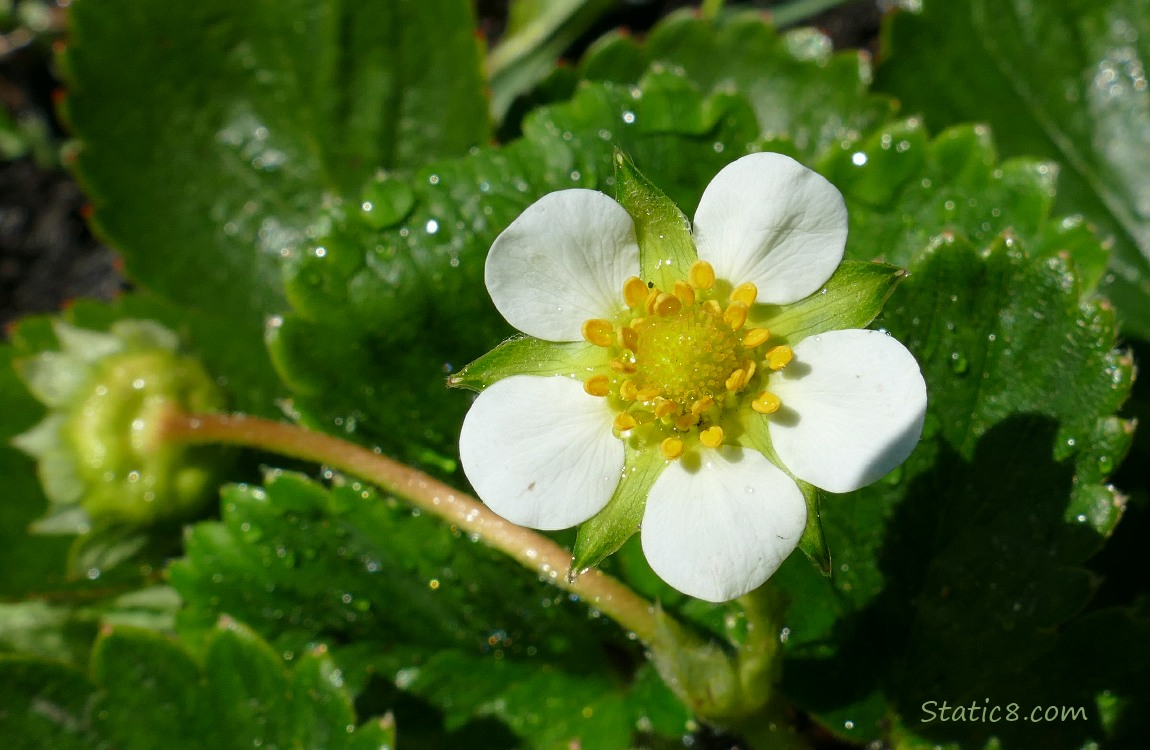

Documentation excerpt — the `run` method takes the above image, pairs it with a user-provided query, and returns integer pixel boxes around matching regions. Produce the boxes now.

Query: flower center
[580,260,795,460]
[632,306,740,407]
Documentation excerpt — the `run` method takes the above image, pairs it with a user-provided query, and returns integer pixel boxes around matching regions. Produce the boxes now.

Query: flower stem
[159,410,659,644]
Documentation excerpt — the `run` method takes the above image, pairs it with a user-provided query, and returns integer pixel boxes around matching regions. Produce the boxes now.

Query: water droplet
[359,174,415,229]
[950,352,968,374]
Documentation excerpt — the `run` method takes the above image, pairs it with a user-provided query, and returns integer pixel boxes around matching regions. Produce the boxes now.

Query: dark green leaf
[580,10,895,162]
[875,0,1150,335]
[61,0,490,412]
[775,233,1135,746]
[168,471,688,748]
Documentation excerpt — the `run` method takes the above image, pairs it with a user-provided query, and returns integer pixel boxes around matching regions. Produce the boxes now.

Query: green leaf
[572,443,666,572]
[400,654,689,750]
[449,336,605,392]
[875,0,1150,335]
[580,9,895,162]
[613,149,698,290]
[60,0,490,412]
[774,233,1135,746]
[751,260,906,345]
[0,622,391,750]
[168,471,688,748]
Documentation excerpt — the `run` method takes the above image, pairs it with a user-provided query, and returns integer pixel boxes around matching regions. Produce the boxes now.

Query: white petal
[768,329,927,493]
[693,153,847,305]
[641,446,806,602]
[485,190,638,341]
[459,375,623,530]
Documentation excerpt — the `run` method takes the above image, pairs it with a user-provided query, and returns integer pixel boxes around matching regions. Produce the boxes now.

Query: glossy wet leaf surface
[875,0,1150,336]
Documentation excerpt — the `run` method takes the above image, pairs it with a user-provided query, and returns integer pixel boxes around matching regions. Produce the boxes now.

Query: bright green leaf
[614,149,698,290]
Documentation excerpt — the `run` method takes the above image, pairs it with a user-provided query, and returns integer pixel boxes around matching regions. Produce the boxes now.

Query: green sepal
[739,410,831,573]
[571,442,667,572]
[447,336,607,392]
[613,149,698,290]
[794,479,831,575]
[753,260,906,345]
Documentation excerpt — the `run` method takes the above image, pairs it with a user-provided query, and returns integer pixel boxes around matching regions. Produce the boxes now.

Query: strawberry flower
[456,152,926,602]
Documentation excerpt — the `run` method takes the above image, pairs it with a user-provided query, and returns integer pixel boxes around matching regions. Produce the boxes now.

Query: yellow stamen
[609,358,637,374]
[618,325,638,351]
[690,396,714,415]
[654,292,682,317]
[661,437,685,460]
[654,399,680,419]
[702,299,722,317]
[581,318,613,347]
[623,276,648,308]
[743,359,757,382]
[614,413,638,432]
[674,413,700,431]
[723,302,749,330]
[766,345,794,370]
[730,282,758,307]
[752,391,782,414]
[584,375,610,397]
[636,386,661,402]
[700,425,724,448]
[688,260,715,290]
[644,288,661,315]
[672,280,696,307]
[742,327,771,349]
[619,379,638,401]
[725,368,747,392]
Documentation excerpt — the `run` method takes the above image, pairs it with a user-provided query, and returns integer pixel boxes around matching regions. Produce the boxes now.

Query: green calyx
[13,320,229,531]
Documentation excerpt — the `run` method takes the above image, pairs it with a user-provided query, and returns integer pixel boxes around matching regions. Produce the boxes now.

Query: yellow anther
[674,412,700,431]
[725,368,748,392]
[672,280,696,307]
[690,396,714,415]
[654,399,680,419]
[632,409,656,424]
[730,282,758,307]
[702,299,723,317]
[614,413,638,432]
[636,386,661,402]
[723,302,749,330]
[752,391,782,414]
[618,325,639,351]
[584,375,610,397]
[661,437,685,460]
[743,359,757,382]
[700,425,724,448]
[581,318,614,347]
[766,345,794,370]
[644,287,661,315]
[609,358,637,374]
[619,379,639,401]
[688,260,715,290]
[742,327,771,349]
[623,276,648,308]
[654,292,682,317]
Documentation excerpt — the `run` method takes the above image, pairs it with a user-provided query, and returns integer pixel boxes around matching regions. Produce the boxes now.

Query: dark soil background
[0,0,880,332]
